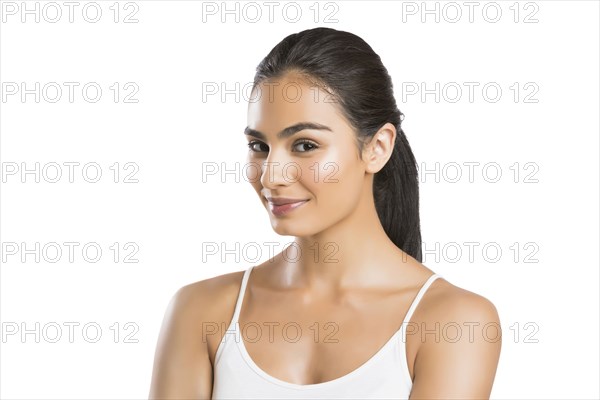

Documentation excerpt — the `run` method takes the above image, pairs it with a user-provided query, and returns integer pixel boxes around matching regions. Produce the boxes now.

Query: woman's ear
[363,123,396,174]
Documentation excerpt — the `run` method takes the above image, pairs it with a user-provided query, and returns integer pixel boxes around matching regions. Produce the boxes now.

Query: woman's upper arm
[149,284,213,399]
[408,294,502,400]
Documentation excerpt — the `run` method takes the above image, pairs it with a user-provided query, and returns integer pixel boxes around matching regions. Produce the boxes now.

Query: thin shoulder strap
[213,266,255,366]
[230,265,254,325]
[402,273,442,332]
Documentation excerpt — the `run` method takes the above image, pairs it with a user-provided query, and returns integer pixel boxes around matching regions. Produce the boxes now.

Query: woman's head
[245,27,422,262]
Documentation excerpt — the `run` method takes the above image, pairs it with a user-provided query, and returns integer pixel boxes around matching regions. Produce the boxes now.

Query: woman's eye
[247,140,318,153]
[293,140,318,152]
[247,141,268,152]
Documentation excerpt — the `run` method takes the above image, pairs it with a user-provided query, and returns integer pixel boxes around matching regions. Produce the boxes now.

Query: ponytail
[373,124,422,262]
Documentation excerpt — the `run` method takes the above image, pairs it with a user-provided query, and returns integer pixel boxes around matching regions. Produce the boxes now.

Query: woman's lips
[268,200,309,217]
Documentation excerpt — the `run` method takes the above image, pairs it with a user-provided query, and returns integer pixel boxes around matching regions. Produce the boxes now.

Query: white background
[1,1,598,399]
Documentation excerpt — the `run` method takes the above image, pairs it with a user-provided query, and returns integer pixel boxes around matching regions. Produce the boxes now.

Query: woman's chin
[271,221,313,237]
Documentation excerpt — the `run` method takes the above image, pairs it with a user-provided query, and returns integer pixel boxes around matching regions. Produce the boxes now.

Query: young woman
[149,27,502,399]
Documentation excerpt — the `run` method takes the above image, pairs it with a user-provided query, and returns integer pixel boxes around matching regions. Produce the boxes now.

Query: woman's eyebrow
[244,122,332,140]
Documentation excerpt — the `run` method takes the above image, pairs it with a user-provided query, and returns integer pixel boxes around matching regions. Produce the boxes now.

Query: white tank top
[211,266,442,399]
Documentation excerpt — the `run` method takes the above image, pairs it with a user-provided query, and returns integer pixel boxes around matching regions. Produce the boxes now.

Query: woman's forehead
[248,78,345,127]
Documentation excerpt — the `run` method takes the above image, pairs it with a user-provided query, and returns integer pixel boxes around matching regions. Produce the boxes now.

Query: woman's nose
[260,152,301,188]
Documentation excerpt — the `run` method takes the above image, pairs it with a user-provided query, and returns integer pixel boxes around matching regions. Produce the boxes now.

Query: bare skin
[149,72,502,399]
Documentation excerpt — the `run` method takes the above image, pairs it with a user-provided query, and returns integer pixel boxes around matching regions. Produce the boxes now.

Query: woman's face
[245,73,371,237]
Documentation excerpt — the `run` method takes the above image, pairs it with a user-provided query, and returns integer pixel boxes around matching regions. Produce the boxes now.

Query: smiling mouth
[265,196,309,206]
[267,199,309,217]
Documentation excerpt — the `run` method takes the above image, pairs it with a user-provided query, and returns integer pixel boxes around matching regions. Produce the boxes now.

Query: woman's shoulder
[418,275,501,332]
[149,269,248,397]
[170,268,248,321]
[407,275,502,397]
[402,259,499,319]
